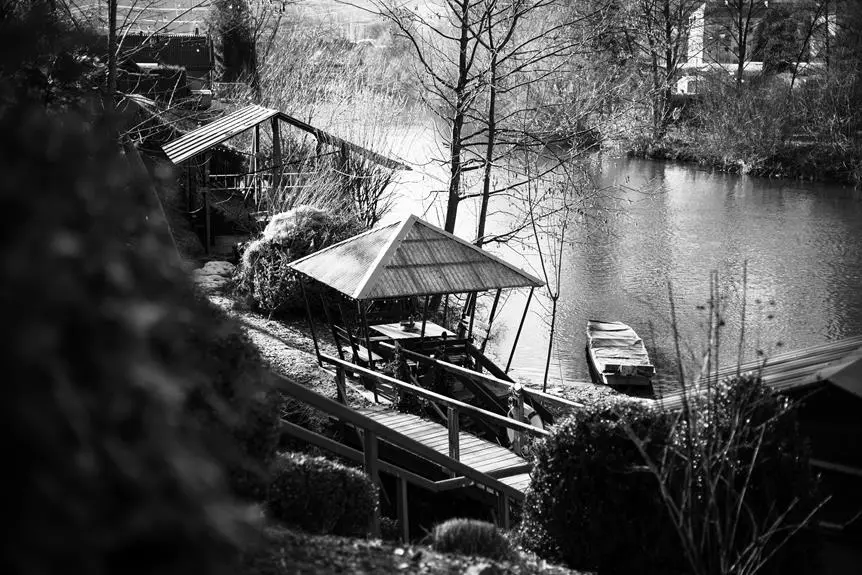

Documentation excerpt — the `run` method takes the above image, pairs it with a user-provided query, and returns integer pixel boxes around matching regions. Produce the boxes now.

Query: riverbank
[627,133,862,187]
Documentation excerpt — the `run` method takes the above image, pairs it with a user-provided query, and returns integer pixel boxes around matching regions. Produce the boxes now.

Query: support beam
[506,287,534,373]
[363,430,381,537]
[497,493,510,530]
[271,117,282,190]
[447,407,460,462]
[300,278,321,362]
[203,157,211,255]
[480,289,502,354]
[397,477,409,543]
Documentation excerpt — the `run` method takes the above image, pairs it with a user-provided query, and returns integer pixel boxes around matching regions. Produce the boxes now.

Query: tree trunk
[444,0,472,233]
[476,49,497,247]
[542,296,558,393]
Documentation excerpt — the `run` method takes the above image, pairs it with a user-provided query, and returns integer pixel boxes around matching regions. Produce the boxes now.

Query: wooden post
[480,288,502,354]
[447,406,460,462]
[271,117,282,190]
[335,366,347,405]
[506,287,534,373]
[251,124,260,207]
[300,278,321,362]
[419,294,430,342]
[320,294,345,362]
[202,157,211,255]
[358,300,376,371]
[513,383,524,456]
[467,291,477,340]
[497,493,511,530]
[363,430,381,537]
[397,476,410,542]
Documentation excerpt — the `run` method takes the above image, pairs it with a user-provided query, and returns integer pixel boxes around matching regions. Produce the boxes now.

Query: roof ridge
[354,215,418,299]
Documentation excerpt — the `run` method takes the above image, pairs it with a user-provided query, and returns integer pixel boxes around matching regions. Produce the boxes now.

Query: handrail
[270,372,530,501]
[320,353,549,439]
[376,343,585,411]
[280,419,473,492]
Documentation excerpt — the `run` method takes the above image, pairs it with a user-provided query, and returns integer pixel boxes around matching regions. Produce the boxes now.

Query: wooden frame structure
[160,104,408,255]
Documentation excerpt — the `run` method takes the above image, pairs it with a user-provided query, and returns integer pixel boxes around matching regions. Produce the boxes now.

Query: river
[382,131,862,393]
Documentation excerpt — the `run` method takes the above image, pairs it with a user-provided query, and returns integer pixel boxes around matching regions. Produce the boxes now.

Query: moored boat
[586,320,655,388]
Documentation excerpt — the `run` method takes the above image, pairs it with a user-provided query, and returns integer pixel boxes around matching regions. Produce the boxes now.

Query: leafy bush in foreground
[431,518,514,561]
[233,206,361,315]
[519,401,680,574]
[1,104,255,574]
[266,453,379,537]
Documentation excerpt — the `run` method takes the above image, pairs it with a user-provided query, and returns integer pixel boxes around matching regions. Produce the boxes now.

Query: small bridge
[275,353,580,542]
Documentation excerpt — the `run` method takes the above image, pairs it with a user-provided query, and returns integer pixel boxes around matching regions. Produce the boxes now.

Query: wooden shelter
[160,104,407,256]
[289,215,551,444]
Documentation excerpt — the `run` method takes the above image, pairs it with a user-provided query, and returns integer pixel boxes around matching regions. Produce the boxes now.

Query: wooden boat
[586,320,655,388]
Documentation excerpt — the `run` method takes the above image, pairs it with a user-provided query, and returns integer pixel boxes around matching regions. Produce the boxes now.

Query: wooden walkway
[356,407,532,494]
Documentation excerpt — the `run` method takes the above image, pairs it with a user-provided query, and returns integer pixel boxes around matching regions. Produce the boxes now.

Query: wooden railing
[321,353,550,460]
[375,342,585,416]
[272,368,534,538]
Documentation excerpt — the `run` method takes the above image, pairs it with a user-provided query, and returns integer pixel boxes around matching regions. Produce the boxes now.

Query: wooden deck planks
[356,407,531,494]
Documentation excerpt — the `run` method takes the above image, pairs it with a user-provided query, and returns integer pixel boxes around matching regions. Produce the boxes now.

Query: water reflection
[488,157,862,392]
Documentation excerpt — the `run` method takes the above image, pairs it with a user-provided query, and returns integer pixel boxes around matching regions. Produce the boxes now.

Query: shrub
[266,453,379,537]
[233,206,361,315]
[179,307,281,501]
[1,103,255,574]
[521,377,820,575]
[430,518,514,561]
[657,375,821,575]
[519,401,681,574]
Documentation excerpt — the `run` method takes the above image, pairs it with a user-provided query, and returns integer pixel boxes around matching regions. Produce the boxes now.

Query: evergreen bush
[233,206,361,315]
[520,378,820,575]
[430,518,514,561]
[266,453,379,537]
[519,401,680,574]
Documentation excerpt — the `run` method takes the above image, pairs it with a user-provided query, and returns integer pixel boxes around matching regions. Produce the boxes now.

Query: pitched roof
[658,335,862,409]
[288,215,544,300]
[161,104,409,169]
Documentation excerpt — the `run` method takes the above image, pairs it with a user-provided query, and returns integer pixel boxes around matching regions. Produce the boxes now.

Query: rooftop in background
[658,335,862,409]
[120,33,212,73]
[289,214,545,300]
[161,103,408,169]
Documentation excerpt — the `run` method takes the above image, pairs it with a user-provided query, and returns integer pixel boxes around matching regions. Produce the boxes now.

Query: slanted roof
[659,335,862,409]
[161,104,409,169]
[289,214,544,300]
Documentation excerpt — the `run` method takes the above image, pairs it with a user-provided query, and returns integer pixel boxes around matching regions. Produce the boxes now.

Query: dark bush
[266,453,379,537]
[233,206,361,315]
[519,401,681,574]
[520,378,820,575]
[1,102,256,574]
[431,518,514,561]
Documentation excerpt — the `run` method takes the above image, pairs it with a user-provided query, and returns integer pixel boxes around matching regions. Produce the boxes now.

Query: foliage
[1,102,259,574]
[209,0,257,84]
[519,401,681,574]
[643,374,821,575]
[430,518,514,561]
[520,374,821,575]
[0,2,104,113]
[233,206,362,315]
[266,453,379,537]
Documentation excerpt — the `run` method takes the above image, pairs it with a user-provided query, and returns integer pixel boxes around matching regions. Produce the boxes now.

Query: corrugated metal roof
[658,335,862,409]
[162,104,277,164]
[160,105,410,170]
[289,215,544,299]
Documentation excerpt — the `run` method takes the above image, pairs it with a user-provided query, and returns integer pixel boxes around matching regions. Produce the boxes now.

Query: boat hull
[586,320,655,389]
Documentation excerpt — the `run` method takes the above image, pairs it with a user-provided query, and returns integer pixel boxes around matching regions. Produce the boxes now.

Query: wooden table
[369,321,457,341]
